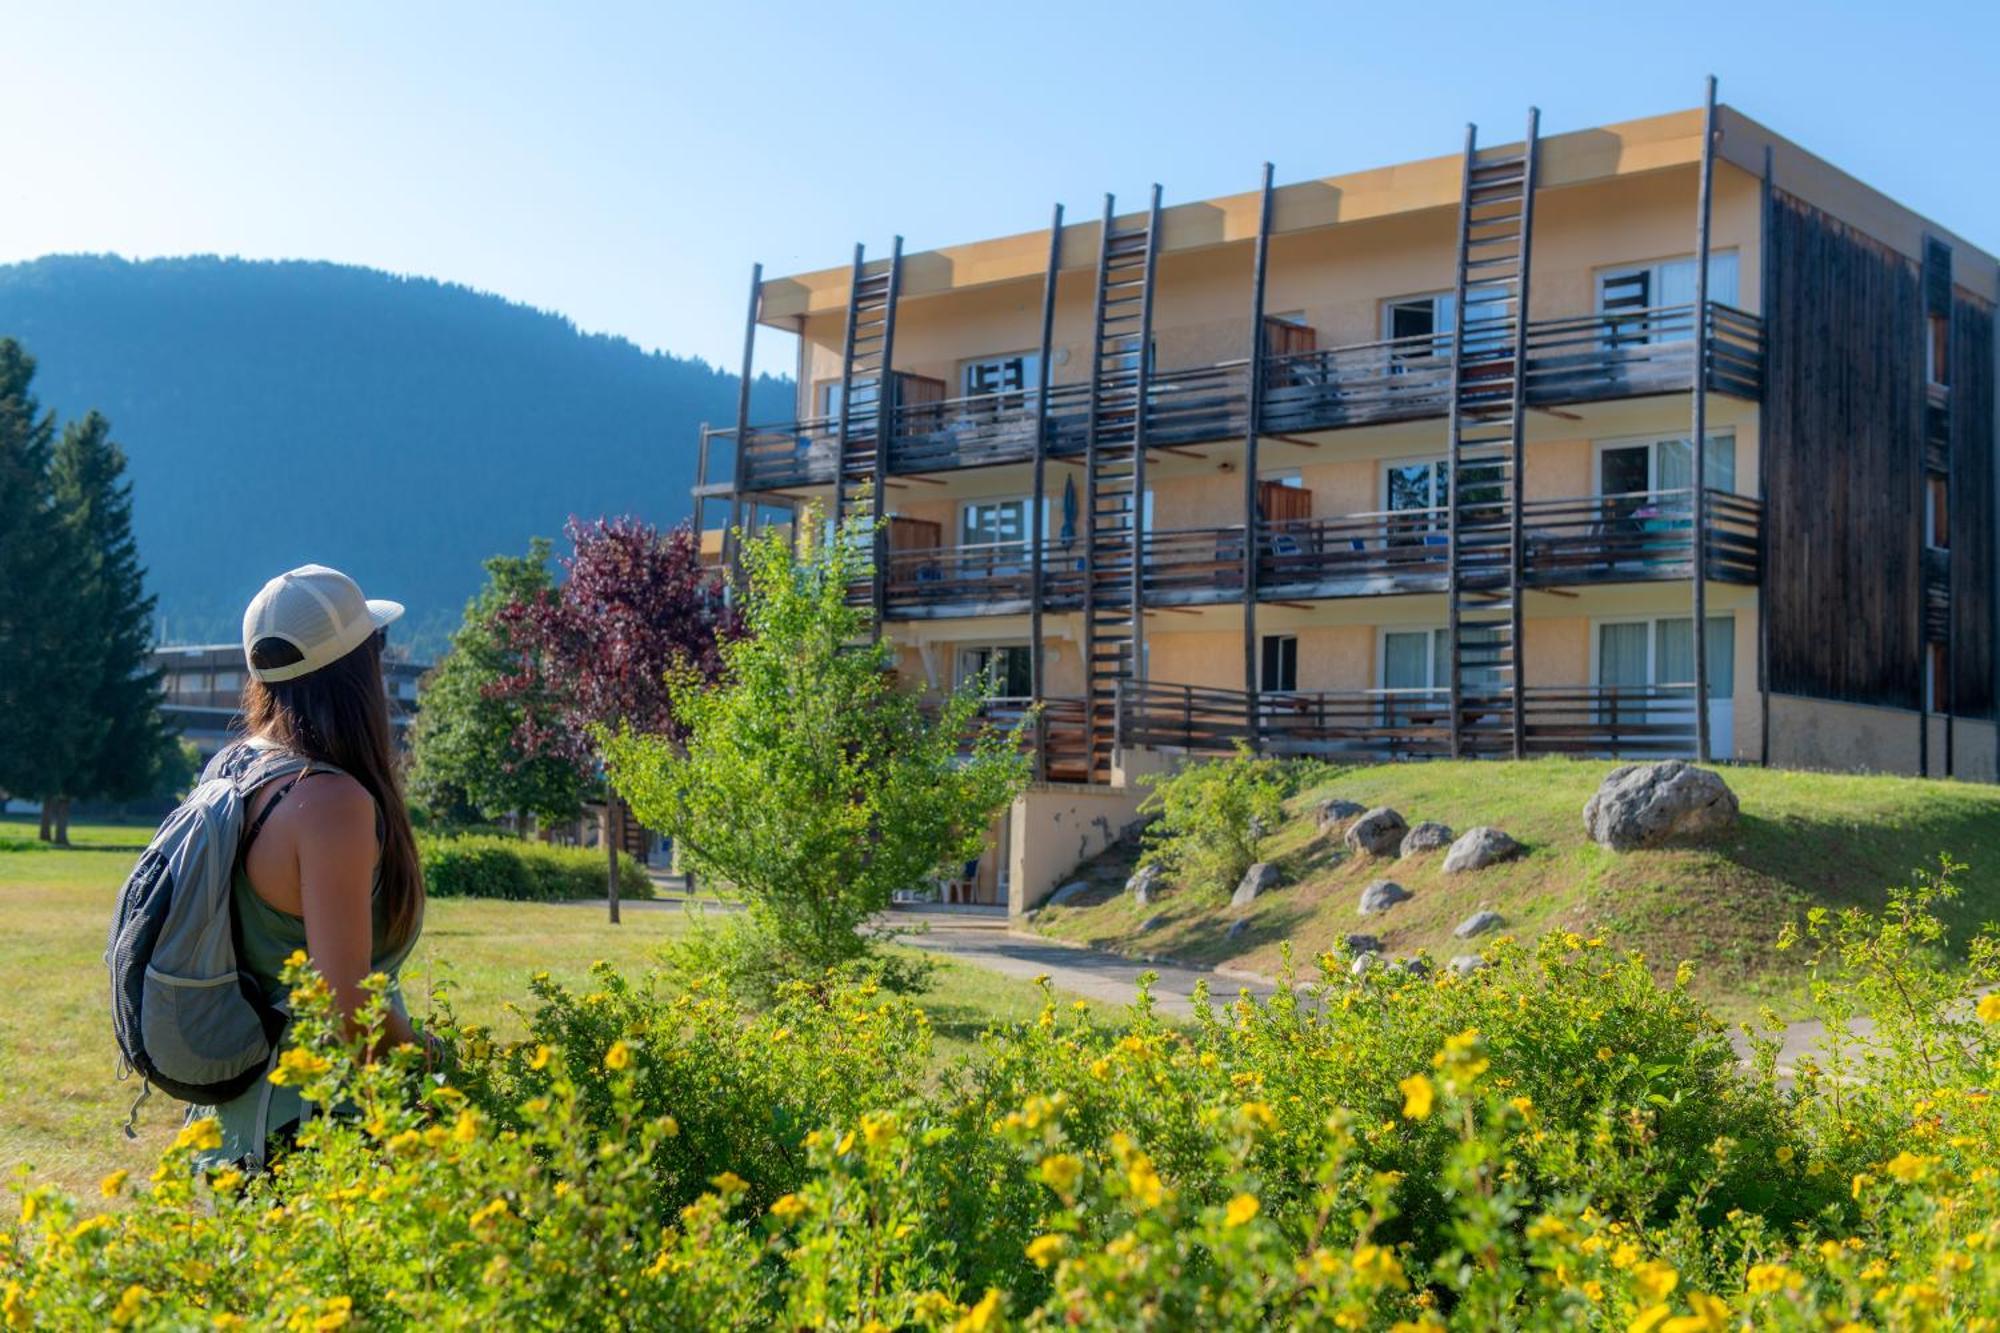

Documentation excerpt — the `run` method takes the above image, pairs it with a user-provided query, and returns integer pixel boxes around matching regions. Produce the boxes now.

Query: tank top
[188,740,419,1167]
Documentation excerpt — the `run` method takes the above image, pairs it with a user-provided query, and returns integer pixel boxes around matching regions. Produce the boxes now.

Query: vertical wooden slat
[1131,184,1164,686]
[1507,107,1541,760]
[727,262,762,585]
[1029,202,1064,782]
[1757,145,1774,767]
[870,238,905,639]
[1443,122,1477,761]
[1690,75,1718,763]
[829,243,867,531]
[1242,163,1275,749]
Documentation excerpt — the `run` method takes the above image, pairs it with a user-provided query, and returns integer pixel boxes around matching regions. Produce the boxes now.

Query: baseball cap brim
[366,598,405,629]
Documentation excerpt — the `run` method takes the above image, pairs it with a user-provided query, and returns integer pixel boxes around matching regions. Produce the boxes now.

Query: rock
[1226,918,1250,941]
[1583,761,1740,851]
[1357,880,1412,916]
[1047,880,1090,907]
[1316,797,1366,831]
[1442,826,1524,874]
[1138,914,1167,934]
[1395,956,1434,979]
[1448,954,1487,977]
[1399,821,1454,857]
[1349,952,1380,978]
[1231,861,1282,908]
[1343,933,1383,956]
[1125,863,1162,906]
[1343,807,1408,857]
[1454,910,1505,940]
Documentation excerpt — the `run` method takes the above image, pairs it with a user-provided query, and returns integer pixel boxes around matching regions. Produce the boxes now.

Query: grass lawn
[0,815,1095,1201]
[1032,759,2000,1022]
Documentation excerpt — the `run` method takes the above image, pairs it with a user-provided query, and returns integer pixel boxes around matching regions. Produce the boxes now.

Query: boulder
[1231,861,1282,908]
[1357,880,1412,916]
[1046,880,1090,907]
[1454,909,1505,940]
[1394,956,1434,979]
[1138,914,1167,934]
[1442,826,1524,874]
[1125,863,1163,906]
[1226,918,1251,941]
[1349,952,1380,978]
[1343,807,1408,857]
[1316,798,1366,831]
[1343,933,1383,956]
[1399,821,1454,857]
[1448,954,1487,977]
[1583,761,1740,851]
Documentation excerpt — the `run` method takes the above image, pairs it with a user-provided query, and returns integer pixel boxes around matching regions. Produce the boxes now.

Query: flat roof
[756,103,1997,324]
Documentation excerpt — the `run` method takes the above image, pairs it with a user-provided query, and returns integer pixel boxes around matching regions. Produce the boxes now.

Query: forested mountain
[0,255,789,654]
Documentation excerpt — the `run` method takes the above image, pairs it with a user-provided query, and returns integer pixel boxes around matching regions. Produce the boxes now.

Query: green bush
[1136,743,1288,896]
[418,832,652,902]
[7,868,2000,1328]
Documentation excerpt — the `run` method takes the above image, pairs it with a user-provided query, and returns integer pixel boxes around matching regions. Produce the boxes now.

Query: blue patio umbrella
[1059,474,1078,547]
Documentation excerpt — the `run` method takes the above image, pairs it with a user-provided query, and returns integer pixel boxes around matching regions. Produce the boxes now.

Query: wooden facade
[1951,293,1998,720]
[1764,191,1928,711]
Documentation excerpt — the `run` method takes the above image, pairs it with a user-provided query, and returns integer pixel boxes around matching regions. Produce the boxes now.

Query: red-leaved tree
[489,516,737,919]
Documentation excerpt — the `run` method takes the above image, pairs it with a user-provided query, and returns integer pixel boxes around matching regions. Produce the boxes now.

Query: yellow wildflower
[1884,1151,1930,1183]
[1026,1233,1066,1267]
[769,1193,806,1223]
[1126,1154,1166,1209]
[1596,1046,1614,1063]
[311,1296,353,1331]
[1775,1144,1795,1165]
[1237,1101,1277,1132]
[1629,1305,1671,1333]
[109,1285,149,1327]
[1352,1243,1408,1290]
[954,1288,1002,1333]
[210,1169,244,1195]
[175,1117,224,1154]
[528,1044,552,1071]
[861,1111,897,1149]
[1978,992,2000,1023]
[710,1171,749,1197]
[603,1040,632,1071]
[1747,1263,1794,1294]
[1399,1073,1435,1121]
[1632,1260,1678,1302]
[1224,1193,1261,1227]
[100,1169,129,1198]
[452,1111,480,1144]
[1039,1153,1083,1195]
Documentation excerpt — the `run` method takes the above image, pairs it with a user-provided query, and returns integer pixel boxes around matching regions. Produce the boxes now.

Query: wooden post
[870,238,905,639]
[1030,202,1064,781]
[1131,185,1164,686]
[1690,75,1719,764]
[1507,108,1541,760]
[604,797,621,926]
[1443,123,1477,761]
[728,263,762,586]
[1242,164,1275,752]
[1757,144,1774,767]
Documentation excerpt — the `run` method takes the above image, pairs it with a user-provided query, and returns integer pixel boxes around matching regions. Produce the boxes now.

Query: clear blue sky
[3,1,1994,377]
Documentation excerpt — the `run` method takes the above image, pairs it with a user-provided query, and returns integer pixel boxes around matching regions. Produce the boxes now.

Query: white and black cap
[241,564,404,683]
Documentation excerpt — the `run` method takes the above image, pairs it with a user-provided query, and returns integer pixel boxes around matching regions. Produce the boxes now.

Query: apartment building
[154,641,428,764]
[694,87,1999,911]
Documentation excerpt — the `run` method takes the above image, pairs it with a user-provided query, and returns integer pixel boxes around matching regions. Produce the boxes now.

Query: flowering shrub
[1136,743,1288,897]
[6,869,2000,1328]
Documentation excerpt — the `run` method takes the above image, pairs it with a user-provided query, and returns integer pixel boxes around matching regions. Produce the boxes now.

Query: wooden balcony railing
[710,301,1764,492]
[1117,679,1704,761]
[929,694,1090,785]
[874,489,1757,616]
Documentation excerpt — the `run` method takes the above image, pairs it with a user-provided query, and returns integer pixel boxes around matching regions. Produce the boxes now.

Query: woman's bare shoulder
[282,769,376,844]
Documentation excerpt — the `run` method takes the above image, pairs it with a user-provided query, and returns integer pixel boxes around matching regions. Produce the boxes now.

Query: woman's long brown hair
[240,631,423,953]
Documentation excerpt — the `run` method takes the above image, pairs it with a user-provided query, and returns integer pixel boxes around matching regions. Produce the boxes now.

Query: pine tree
[0,341,79,827]
[48,410,175,839]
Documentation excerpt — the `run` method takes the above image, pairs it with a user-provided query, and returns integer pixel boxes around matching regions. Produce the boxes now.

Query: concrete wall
[1007,781,1149,916]
[1768,694,2000,781]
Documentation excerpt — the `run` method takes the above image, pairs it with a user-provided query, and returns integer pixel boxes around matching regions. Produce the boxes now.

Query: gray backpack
[106,746,329,1123]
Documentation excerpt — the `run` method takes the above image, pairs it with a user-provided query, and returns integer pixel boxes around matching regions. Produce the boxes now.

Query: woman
[190,564,430,1167]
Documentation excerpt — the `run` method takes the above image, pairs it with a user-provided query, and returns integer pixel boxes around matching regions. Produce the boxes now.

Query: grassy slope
[1032,759,2000,1020]
[0,817,1096,1200]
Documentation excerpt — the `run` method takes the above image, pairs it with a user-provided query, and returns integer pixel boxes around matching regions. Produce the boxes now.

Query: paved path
[895,914,1275,1019]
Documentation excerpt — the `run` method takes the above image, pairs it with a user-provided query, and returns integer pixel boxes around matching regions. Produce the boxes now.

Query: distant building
[152,641,428,764]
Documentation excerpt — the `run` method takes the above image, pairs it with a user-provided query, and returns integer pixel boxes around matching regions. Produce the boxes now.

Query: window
[817,377,879,424]
[960,498,1031,548]
[1379,627,1501,725]
[961,352,1040,399]
[1596,252,1740,343]
[1927,315,1951,388]
[1260,635,1298,693]
[957,645,1035,698]
[1383,288,1509,362]
[1595,616,1735,726]
[1595,432,1737,519]
[1927,478,1950,551]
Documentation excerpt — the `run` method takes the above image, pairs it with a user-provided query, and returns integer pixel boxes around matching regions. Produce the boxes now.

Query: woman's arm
[293,776,423,1054]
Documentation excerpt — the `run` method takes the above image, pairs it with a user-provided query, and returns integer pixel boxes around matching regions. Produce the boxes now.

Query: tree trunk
[604,799,622,926]
[515,807,527,841]
[38,802,52,842]
[53,796,71,847]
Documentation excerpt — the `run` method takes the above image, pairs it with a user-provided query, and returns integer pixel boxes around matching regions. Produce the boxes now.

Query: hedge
[418,833,653,902]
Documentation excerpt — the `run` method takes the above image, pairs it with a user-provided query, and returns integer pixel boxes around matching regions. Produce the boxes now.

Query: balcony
[711,302,1763,493]
[875,488,1758,617]
[1118,679,1706,762]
